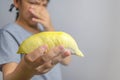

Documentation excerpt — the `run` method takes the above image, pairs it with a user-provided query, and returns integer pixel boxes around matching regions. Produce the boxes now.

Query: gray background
[0,0,120,80]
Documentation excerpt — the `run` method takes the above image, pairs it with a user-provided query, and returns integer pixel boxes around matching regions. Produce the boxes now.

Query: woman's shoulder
[0,23,16,33]
[0,23,19,40]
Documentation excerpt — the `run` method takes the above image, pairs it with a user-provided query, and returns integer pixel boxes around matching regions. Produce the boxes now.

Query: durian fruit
[17,31,84,57]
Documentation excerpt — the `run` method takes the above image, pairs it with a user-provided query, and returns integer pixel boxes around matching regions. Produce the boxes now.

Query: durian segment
[17,31,84,57]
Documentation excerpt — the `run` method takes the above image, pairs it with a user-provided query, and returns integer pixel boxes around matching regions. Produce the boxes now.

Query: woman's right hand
[2,45,71,80]
[22,45,71,75]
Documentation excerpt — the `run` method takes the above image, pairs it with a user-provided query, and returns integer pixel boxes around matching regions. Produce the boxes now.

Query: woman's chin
[30,21,38,26]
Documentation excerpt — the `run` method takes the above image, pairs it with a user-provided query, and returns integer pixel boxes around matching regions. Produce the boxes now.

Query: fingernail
[29,8,33,12]
[64,50,71,56]
[40,45,47,51]
[58,45,64,50]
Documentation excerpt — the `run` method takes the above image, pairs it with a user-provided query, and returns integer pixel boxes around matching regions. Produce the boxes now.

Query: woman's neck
[16,19,41,34]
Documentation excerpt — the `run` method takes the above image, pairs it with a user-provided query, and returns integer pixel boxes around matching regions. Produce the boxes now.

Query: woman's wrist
[9,58,34,80]
[43,22,55,31]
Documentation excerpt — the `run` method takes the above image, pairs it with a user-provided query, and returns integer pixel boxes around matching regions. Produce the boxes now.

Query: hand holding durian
[17,31,84,57]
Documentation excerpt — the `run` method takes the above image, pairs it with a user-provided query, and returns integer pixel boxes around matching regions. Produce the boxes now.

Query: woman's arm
[2,61,34,80]
[2,46,71,80]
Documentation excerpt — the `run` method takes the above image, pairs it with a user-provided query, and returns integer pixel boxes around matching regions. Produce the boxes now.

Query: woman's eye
[43,4,47,7]
[29,2,36,4]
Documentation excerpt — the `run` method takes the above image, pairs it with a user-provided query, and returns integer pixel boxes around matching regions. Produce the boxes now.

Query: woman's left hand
[29,6,54,31]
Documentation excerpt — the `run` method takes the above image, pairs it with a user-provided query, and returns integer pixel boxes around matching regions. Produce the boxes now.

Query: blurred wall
[0,0,120,80]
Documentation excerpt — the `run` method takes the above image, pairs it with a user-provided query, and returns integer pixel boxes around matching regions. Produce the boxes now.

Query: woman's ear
[13,0,19,9]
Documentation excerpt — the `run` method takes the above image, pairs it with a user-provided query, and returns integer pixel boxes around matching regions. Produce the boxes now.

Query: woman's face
[15,0,49,27]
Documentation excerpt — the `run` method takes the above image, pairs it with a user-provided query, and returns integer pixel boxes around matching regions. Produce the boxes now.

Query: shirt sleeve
[0,30,21,71]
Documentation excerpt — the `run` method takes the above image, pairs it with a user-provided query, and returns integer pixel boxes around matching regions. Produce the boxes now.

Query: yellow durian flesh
[17,31,84,57]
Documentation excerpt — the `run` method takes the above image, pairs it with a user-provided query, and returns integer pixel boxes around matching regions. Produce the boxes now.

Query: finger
[63,49,71,57]
[36,61,53,74]
[34,46,67,74]
[59,50,71,65]
[51,49,71,65]
[43,46,65,61]
[34,46,63,65]
[32,18,45,24]
[36,68,50,75]
[29,7,40,17]
[29,8,46,20]
[33,53,51,67]
[24,45,47,65]
[35,46,65,68]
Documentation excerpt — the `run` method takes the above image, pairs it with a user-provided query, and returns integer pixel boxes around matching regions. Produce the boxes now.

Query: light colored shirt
[0,23,62,80]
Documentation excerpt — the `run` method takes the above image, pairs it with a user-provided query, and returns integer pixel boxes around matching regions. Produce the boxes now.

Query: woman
[0,0,71,80]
